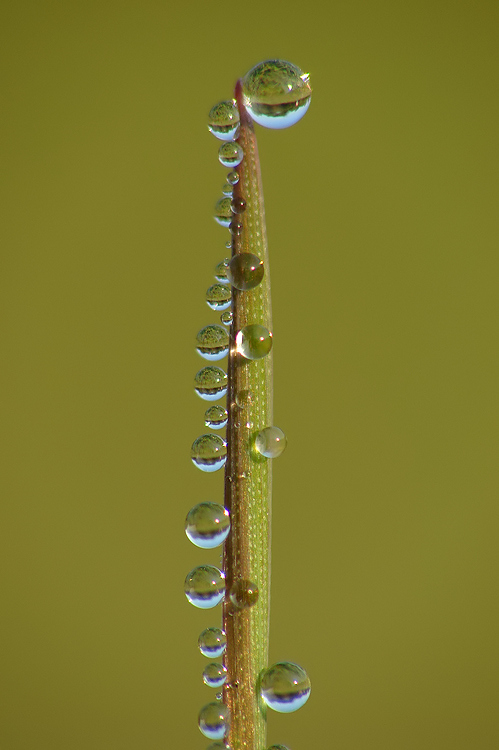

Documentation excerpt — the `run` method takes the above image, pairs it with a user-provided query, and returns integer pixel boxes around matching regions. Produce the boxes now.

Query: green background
[1,0,498,747]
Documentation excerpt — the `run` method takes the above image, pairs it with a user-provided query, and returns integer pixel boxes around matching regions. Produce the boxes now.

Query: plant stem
[222,79,272,750]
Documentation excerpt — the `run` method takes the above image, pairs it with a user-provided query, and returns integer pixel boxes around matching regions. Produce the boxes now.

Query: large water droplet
[191,434,227,472]
[194,366,228,401]
[198,627,227,658]
[227,170,239,185]
[260,662,311,713]
[206,284,232,311]
[242,60,312,129]
[230,197,246,214]
[214,259,230,284]
[255,426,287,458]
[198,702,231,739]
[185,502,230,548]
[204,405,228,429]
[214,197,233,228]
[227,253,264,290]
[203,662,228,688]
[219,142,244,168]
[196,325,229,361]
[184,565,226,609]
[208,100,240,141]
[236,325,272,360]
[229,579,259,609]
[220,311,233,327]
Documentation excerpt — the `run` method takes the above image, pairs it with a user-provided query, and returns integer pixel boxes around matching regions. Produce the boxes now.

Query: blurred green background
[1,0,498,747]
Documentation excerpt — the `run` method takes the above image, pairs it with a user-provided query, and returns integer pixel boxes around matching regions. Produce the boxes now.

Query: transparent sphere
[194,366,228,401]
[227,170,239,185]
[255,426,287,458]
[229,579,259,609]
[207,741,232,750]
[222,182,233,197]
[191,434,227,472]
[196,325,229,361]
[227,253,264,291]
[208,100,240,141]
[214,197,233,228]
[219,141,244,168]
[204,405,228,429]
[185,502,230,549]
[214,258,230,284]
[260,662,311,713]
[242,59,312,129]
[220,311,233,327]
[206,284,232,311]
[230,197,246,214]
[198,701,231,739]
[236,325,272,360]
[198,627,227,658]
[203,662,228,688]
[184,565,226,609]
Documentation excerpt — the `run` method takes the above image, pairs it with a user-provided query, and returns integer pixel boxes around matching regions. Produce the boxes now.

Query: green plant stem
[222,79,272,750]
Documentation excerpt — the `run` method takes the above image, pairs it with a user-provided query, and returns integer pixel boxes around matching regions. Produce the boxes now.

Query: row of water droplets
[185,60,312,749]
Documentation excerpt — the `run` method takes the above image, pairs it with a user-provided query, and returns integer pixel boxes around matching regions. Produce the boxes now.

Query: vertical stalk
[222,80,272,750]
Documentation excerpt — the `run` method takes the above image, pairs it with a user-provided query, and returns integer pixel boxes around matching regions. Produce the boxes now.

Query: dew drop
[203,662,228,688]
[230,197,246,214]
[185,502,230,549]
[220,311,233,327]
[224,240,232,250]
[260,662,311,713]
[229,218,243,236]
[236,325,272,360]
[255,426,287,458]
[184,565,226,609]
[219,141,244,168]
[242,60,312,129]
[222,183,233,197]
[208,100,240,141]
[194,366,228,401]
[198,627,227,658]
[198,701,231,739]
[227,253,264,290]
[229,579,259,609]
[207,743,231,750]
[196,325,229,361]
[235,389,253,409]
[206,284,232,311]
[204,405,228,429]
[214,197,233,228]
[227,170,239,185]
[214,259,230,284]
[191,434,227,472]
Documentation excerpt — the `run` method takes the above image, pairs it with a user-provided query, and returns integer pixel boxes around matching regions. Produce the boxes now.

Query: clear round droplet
[242,60,312,129]
[208,100,240,141]
[191,434,227,472]
[214,259,230,284]
[227,253,264,290]
[222,183,233,197]
[260,662,311,713]
[203,662,228,688]
[198,701,231,739]
[198,627,227,658]
[184,565,226,609]
[194,366,228,401]
[214,197,233,227]
[206,284,232,311]
[204,405,228,429]
[227,171,239,185]
[229,579,259,609]
[207,743,231,750]
[255,426,287,458]
[231,197,246,214]
[219,142,244,168]
[185,502,230,549]
[236,325,272,360]
[229,218,243,236]
[220,311,233,327]
[196,325,229,361]
[235,389,253,409]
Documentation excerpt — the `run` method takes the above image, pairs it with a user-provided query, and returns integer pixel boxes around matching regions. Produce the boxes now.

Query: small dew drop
[214,197,233,227]
[208,100,240,141]
[224,240,233,250]
[191,434,227,472]
[194,366,227,401]
[198,627,227,658]
[229,218,243,236]
[198,702,231,740]
[229,579,259,609]
[184,565,226,609]
[227,253,264,290]
[204,405,228,429]
[227,170,239,185]
[185,502,230,549]
[214,258,230,284]
[222,183,233,197]
[206,284,232,311]
[219,142,244,168]
[255,426,287,458]
[196,325,229,361]
[207,742,232,750]
[220,311,233,327]
[230,197,246,214]
[236,325,272,360]
[260,662,311,713]
[203,662,228,688]
[235,389,253,409]
[242,60,312,129]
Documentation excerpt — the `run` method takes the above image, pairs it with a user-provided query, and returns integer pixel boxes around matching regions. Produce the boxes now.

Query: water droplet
[227,253,264,290]
[229,579,259,609]
[191,434,227,472]
[184,565,226,609]
[208,100,240,141]
[198,701,231,739]
[255,426,287,458]
[198,627,227,658]
[203,662,228,688]
[214,259,230,284]
[222,183,233,197]
[215,692,223,701]
[235,389,253,409]
[206,284,232,311]
[227,170,239,185]
[220,311,233,327]
[260,662,311,713]
[214,197,233,228]
[204,405,228,429]
[231,197,246,214]
[196,325,229,361]
[194,366,228,401]
[267,746,290,750]
[219,141,244,168]
[224,240,232,250]
[229,218,243,236]
[236,325,272,360]
[185,502,230,549]
[207,743,231,750]
[242,60,312,129]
